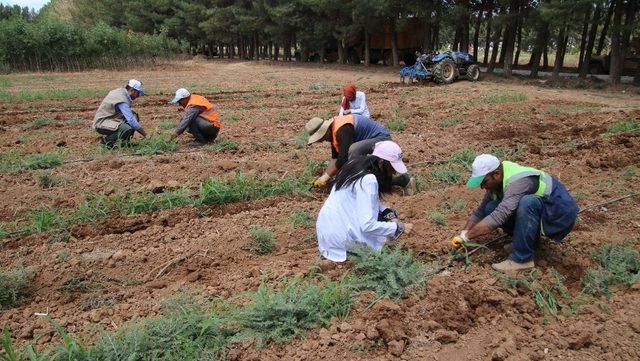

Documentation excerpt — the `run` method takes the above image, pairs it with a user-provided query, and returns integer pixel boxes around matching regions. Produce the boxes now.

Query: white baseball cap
[126,79,145,95]
[466,154,500,188]
[171,88,191,103]
[372,141,407,174]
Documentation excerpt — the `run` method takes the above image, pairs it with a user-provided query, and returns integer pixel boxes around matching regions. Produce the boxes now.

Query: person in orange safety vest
[170,88,221,143]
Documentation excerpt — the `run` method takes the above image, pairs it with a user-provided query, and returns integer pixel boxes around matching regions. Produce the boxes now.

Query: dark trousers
[347,136,410,188]
[484,195,544,263]
[96,122,134,147]
[188,117,220,143]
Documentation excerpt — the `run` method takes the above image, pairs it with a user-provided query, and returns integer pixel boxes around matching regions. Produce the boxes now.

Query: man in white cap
[315,140,414,262]
[169,88,221,143]
[452,154,579,272]
[93,79,148,147]
[305,114,415,193]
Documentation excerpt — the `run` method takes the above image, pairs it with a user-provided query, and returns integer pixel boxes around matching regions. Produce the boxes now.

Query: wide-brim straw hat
[305,117,334,145]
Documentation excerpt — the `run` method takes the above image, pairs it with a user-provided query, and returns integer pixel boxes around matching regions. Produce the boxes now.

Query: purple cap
[372,141,407,174]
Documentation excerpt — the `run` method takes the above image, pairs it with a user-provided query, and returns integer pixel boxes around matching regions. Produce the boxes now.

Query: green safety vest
[491,161,553,200]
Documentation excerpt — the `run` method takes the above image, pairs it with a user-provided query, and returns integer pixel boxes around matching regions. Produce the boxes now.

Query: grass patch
[157,119,176,130]
[232,276,351,346]
[438,117,461,128]
[582,242,640,298]
[1,274,354,359]
[2,173,314,240]
[428,211,446,226]
[197,173,310,206]
[450,148,475,169]
[427,164,462,185]
[208,139,239,152]
[22,118,53,129]
[0,267,30,309]
[620,165,638,178]
[293,130,309,148]
[35,171,69,189]
[132,135,179,155]
[288,208,314,231]
[545,107,561,115]
[474,92,527,105]
[0,88,104,102]
[607,118,639,134]
[489,144,525,160]
[498,268,582,317]
[348,246,430,299]
[0,151,64,173]
[308,82,327,90]
[247,226,276,255]
[386,118,406,132]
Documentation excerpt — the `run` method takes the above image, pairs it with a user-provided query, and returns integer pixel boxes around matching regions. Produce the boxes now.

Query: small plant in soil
[1,151,66,173]
[482,92,528,104]
[132,135,179,155]
[450,148,475,169]
[157,119,175,130]
[387,118,406,132]
[347,245,430,299]
[607,117,639,134]
[208,139,239,152]
[427,164,462,185]
[0,267,30,308]
[23,118,53,129]
[620,165,638,178]
[288,208,314,231]
[439,117,461,128]
[582,242,640,298]
[428,211,446,226]
[35,171,68,189]
[293,130,309,148]
[28,206,64,233]
[231,276,352,346]
[247,226,276,255]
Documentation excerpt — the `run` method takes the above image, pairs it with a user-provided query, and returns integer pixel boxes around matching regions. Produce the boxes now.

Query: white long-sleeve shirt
[338,91,370,118]
[316,174,397,262]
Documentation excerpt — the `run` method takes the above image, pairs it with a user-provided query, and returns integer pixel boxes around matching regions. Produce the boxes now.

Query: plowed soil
[1,60,639,360]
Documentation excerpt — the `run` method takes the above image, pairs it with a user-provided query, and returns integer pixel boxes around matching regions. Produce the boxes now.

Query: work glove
[312,173,331,188]
[451,230,469,250]
[378,208,399,222]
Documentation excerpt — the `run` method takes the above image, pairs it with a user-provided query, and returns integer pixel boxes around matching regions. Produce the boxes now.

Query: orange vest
[331,115,355,152]
[187,94,221,128]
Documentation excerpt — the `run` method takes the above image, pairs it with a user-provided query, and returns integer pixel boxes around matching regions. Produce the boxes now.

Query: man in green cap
[451,154,579,272]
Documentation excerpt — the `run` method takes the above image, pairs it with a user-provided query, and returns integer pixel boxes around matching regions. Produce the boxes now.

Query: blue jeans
[484,195,543,263]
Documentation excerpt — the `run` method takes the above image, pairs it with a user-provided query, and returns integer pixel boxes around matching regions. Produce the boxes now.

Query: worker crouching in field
[339,83,370,118]
[170,88,221,143]
[316,141,414,262]
[305,114,415,194]
[92,79,148,147]
[453,154,579,273]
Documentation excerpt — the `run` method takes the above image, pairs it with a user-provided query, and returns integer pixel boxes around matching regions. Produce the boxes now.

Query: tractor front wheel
[433,58,456,84]
[466,64,480,81]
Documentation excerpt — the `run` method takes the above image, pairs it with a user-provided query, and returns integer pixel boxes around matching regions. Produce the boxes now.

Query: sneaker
[491,259,535,273]
[403,177,417,196]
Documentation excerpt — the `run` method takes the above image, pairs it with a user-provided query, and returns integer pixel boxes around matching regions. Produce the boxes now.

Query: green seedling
[439,117,461,127]
[0,267,30,309]
[247,226,276,255]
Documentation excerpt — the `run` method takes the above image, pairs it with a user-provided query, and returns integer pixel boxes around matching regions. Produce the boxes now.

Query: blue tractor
[400,51,480,84]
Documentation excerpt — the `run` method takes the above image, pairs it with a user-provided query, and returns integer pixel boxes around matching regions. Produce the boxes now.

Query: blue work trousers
[484,195,543,263]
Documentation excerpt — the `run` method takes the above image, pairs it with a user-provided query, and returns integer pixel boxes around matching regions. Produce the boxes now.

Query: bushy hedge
[0,17,180,72]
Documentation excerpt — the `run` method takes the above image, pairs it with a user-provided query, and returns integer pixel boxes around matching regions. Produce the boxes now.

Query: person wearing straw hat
[315,141,414,262]
[93,79,148,147]
[452,154,579,272]
[169,88,221,143]
[305,114,414,193]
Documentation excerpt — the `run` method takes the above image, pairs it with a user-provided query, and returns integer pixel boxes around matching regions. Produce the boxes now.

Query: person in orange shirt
[170,88,221,143]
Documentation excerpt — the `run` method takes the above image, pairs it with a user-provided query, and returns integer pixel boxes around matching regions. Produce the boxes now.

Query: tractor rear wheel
[466,64,480,81]
[433,58,456,84]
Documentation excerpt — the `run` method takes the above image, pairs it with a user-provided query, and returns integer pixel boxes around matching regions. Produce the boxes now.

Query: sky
[1,0,50,11]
